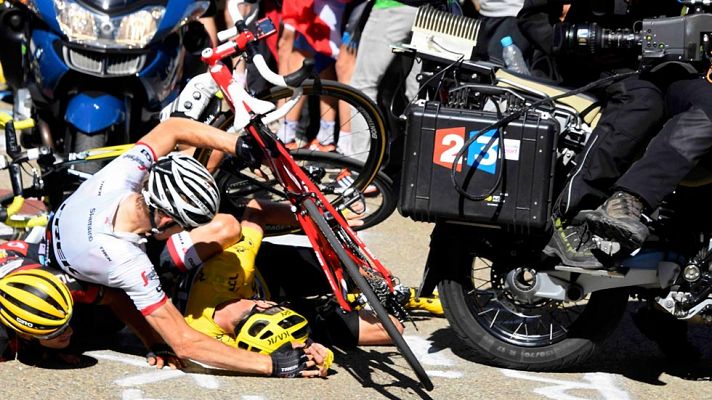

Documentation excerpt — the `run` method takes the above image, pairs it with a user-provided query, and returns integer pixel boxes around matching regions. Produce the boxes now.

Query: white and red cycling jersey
[49,143,168,316]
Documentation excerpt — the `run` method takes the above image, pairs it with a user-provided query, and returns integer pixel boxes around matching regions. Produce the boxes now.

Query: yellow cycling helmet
[234,305,309,354]
[0,268,73,339]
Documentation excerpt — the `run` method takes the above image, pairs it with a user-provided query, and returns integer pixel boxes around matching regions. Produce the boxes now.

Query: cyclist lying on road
[0,241,173,367]
[174,196,442,361]
[45,116,330,377]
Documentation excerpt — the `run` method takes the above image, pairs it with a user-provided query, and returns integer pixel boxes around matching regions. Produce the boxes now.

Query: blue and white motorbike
[0,0,211,173]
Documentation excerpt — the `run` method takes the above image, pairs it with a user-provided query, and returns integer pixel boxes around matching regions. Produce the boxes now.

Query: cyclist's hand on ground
[303,340,333,377]
[147,344,184,369]
[270,342,309,378]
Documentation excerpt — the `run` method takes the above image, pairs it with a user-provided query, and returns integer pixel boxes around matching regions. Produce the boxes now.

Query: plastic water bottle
[500,36,530,75]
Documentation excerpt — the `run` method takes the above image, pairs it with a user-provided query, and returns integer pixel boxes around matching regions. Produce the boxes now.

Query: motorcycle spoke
[489,309,500,328]
[477,307,496,316]
[460,251,602,348]
[511,322,524,338]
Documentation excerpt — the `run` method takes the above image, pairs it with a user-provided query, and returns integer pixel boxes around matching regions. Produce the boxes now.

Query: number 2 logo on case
[433,127,500,175]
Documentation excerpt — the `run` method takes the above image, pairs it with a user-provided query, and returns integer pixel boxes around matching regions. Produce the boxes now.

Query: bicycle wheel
[216,149,397,234]
[302,198,434,391]
[215,80,388,191]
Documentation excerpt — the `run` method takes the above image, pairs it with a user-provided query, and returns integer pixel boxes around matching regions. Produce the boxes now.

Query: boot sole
[543,243,604,269]
[586,210,649,250]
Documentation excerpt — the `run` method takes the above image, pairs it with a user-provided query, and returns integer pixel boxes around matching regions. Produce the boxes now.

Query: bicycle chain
[366,275,410,324]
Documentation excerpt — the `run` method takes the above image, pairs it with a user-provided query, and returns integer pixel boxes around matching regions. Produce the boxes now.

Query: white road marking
[87,350,221,389]
[116,370,186,386]
[86,351,149,368]
[404,335,463,380]
[425,370,464,379]
[241,396,266,400]
[501,370,631,400]
[404,335,456,366]
[121,388,160,400]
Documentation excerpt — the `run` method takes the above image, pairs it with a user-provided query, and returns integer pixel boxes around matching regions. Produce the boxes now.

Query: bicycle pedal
[404,288,444,316]
[339,190,367,216]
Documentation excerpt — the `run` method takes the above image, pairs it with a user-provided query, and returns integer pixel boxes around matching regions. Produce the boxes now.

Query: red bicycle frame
[202,26,394,312]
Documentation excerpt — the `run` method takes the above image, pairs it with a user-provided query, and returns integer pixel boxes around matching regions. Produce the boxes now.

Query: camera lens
[554,22,640,55]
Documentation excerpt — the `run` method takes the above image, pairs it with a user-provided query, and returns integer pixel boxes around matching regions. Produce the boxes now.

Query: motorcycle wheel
[67,129,108,175]
[436,231,629,371]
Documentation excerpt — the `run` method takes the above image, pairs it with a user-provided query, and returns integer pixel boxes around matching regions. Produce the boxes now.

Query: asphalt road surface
[1,212,712,400]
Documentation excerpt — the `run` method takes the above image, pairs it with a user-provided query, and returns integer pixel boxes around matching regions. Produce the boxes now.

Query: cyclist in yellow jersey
[183,222,268,349]
[181,197,441,353]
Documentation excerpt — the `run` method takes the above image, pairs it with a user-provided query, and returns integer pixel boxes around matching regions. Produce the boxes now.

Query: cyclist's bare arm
[240,199,299,233]
[145,298,274,374]
[140,118,237,160]
[145,297,324,376]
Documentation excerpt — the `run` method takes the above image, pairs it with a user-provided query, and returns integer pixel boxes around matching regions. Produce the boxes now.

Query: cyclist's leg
[357,309,403,345]
[257,242,400,347]
[335,45,357,154]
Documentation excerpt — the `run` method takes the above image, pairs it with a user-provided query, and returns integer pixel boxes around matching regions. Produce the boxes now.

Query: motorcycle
[399,5,712,370]
[0,0,211,173]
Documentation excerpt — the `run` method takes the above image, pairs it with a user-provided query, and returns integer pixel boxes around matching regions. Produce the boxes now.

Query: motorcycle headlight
[55,1,96,41]
[53,0,165,49]
[115,8,164,47]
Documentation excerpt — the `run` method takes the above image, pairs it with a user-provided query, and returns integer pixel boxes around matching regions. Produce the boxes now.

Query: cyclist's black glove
[235,134,263,170]
[270,343,308,378]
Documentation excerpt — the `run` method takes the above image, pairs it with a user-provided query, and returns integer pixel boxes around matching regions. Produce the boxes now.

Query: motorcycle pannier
[399,101,558,232]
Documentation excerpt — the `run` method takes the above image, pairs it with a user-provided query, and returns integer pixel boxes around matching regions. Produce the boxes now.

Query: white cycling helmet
[142,153,220,229]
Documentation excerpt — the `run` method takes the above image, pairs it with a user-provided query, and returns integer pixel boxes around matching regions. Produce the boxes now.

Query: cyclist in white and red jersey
[0,240,169,366]
[47,116,330,378]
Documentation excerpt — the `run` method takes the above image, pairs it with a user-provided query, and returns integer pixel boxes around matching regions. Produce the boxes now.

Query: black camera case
[399,101,559,233]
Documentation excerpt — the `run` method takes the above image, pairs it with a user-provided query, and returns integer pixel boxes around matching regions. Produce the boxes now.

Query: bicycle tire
[302,198,434,391]
[292,150,397,230]
[215,80,388,191]
[216,150,397,233]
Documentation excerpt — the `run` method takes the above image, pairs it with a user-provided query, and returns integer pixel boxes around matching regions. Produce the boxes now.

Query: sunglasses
[34,323,70,341]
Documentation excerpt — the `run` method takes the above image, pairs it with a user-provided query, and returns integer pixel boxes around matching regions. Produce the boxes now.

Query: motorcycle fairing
[33,0,62,32]
[155,0,210,40]
[65,93,126,134]
[78,0,147,13]
[138,34,184,108]
[30,28,69,97]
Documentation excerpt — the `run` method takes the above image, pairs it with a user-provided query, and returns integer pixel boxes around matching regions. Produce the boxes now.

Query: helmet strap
[147,206,162,236]
[147,205,180,236]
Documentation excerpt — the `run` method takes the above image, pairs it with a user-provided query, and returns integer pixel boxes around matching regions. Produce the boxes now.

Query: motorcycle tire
[67,129,108,175]
[435,233,629,371]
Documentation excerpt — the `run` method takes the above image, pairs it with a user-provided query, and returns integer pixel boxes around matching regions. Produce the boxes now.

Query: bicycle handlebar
[214,0,314,90]
[0,112,34,131]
